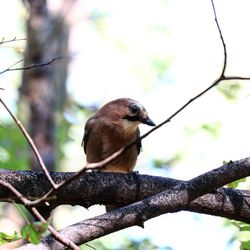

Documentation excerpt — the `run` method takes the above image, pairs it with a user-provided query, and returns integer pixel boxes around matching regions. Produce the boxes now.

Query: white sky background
[1,0,250,249]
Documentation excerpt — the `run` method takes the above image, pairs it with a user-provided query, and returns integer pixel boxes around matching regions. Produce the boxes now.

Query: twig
[0,180,30,205]
[0,180,79,250]
[85,243,97,250]
[0,59,24,75]
[139,0,250,142]
[0,98,58,190]
[211,0,227,74]
[27,148,125,206]
[30,207,80,250]
[0,37,27,45]
[0,57,62,75]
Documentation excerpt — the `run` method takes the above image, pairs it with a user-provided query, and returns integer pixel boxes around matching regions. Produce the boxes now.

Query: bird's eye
[129,105,139,114]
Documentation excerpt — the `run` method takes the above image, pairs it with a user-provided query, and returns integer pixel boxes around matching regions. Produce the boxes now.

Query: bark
[0,169,249,222]
[20,0,69,171]
[2,157,250,249]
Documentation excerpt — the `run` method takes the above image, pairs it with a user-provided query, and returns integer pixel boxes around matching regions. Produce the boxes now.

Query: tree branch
[0,37,26,45]
[0,57,61,75]
[0,98,57,189]
[2,0,250,249]
[28,0,250,209]
[11,156,250,249]
[1,170,250,221]
[1,156,250,249]
[0,178,80,250]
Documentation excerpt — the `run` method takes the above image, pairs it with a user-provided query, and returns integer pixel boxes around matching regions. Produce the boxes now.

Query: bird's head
[100,98,155,133]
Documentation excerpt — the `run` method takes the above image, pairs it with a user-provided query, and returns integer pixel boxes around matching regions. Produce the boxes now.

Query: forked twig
[139,0,250,141]
[27,147,125,206]
[0,180,79,250]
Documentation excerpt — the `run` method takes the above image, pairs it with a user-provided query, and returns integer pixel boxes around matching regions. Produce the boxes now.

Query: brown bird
[82,98,155,172]
[82,98,155,210]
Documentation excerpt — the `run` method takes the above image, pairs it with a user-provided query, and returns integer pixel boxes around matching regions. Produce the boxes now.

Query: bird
[82,98,155,210]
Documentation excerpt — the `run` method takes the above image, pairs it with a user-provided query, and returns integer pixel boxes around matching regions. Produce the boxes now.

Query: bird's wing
[81,130,88,154]
[136,128,142,155]
[81,119,92,154]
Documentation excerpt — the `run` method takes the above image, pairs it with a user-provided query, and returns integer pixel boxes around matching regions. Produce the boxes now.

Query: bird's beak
[142,117,156,126]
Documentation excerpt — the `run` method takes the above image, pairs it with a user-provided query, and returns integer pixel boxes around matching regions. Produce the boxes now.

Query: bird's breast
[85,120,139,172]
[101,131,138,172]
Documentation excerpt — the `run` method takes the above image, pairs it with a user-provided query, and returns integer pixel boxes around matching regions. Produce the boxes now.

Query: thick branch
[1,158,250,220]
[11,156,250,249]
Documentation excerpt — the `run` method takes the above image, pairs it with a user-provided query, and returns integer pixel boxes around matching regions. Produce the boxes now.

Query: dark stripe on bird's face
[123,115,155,126]
[123,115,140,122]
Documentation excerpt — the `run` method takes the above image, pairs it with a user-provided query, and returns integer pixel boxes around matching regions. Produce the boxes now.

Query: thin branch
[0,180,30,205]
[0,57,62,75]
[30,207,80,250]
[211,0,227,75]
[224,76,250,81]
[27,147,125,206]
[0,98,57,190]
[0,37,27,45]
[0,179,79,250]
[139,0,248,141]
[0,59,24,74]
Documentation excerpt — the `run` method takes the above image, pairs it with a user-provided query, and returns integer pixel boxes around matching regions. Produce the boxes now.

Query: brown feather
[82,98,155,210]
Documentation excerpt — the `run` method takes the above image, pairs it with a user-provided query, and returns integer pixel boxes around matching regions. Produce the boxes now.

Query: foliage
[232,222,250,250]
[201,121,221,138]
[0,122,29,170]
[217,82,242,100]
[226,178,246,189]
[0,231,22,245]
[222,160,247,188]
[241,241,250,250]
[21,221,49,244]
[152,152,182,169]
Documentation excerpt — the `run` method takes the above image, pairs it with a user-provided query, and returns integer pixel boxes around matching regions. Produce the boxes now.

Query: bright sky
[1,0,250,249]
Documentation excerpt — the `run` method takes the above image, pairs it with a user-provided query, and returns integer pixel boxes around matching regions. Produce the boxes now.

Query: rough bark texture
[20,0,68,171]
[1,169,249,220]
[2,157,250,249]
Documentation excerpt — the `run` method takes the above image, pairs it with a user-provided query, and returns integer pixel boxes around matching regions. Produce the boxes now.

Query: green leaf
[240,240,250,250]
[29,226,40,244]
[21,222,49,244]
[0,231,22,245]
[217,81,242,100]
[240,226,250,232]
[227,178,246,189]
[201,122,221,137]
